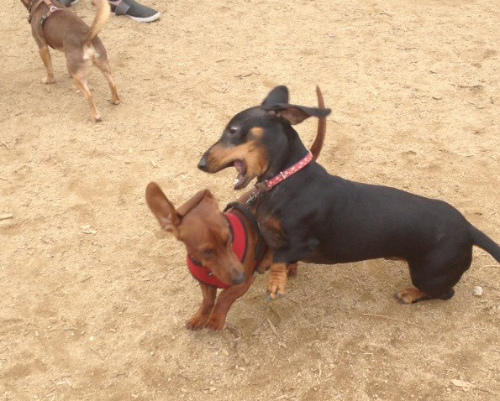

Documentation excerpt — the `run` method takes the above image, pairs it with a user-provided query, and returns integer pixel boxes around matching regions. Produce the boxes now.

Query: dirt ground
[1,0,499,399]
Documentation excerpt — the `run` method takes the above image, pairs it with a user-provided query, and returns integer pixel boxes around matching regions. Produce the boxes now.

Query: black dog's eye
[228,126,238,135]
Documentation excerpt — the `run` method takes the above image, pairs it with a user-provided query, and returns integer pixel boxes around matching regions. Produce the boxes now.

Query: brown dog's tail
[310,86,327,161]
[84,0,111,44]
[470,225,500,263]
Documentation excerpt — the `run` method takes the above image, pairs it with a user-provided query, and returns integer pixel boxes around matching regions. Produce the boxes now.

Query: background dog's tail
[310,86,327,161]
[85,0,111,44]
[470,225,500,262]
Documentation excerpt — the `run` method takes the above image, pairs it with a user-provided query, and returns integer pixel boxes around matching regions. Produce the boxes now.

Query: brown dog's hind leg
[72,73,101,122]
[39,45,55,84]
[94,57,120,105]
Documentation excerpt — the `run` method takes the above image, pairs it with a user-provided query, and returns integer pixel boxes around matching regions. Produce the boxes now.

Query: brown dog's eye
[202,249,214,258]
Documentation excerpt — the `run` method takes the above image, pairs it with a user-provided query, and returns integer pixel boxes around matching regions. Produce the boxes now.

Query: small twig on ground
[89,347,105,361]
[225,323,242,339]
[267,318,280,338]
[361,313,421,327]
[48,326,77,332]
[0,214,14,221]
[251,318,267,336]
[350,263,361,286]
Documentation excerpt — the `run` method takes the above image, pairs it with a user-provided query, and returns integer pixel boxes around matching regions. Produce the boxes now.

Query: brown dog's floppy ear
[145,182,181,233]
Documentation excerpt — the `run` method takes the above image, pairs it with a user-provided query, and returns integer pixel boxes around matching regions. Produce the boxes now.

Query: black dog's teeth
[233,160,246,187]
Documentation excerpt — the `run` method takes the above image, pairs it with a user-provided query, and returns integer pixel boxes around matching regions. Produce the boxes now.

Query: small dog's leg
[206,275,256,331]
[39,45,55,84]
[267,262,288,300]
[186,284,217,330]
[94,58,120,105]
[72,74,101,122]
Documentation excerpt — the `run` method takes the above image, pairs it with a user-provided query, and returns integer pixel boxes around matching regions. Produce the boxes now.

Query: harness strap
[224,202,268,265]
[28,0,60,26]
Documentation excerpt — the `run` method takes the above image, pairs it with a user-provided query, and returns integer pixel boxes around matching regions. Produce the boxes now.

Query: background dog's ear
[263,104,331,125]
[145,182,182,233]
[261,86,289,107]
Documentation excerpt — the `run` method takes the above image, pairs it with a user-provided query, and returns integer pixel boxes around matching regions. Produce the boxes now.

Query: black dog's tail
[470,225,500,262]
[310,86,327,161]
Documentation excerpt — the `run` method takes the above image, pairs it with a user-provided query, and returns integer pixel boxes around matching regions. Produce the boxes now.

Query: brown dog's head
[197,86,331,190]
[145,182,245,286]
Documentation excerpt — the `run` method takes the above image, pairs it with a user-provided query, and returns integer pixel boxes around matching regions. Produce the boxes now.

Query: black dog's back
[261,163,472,265]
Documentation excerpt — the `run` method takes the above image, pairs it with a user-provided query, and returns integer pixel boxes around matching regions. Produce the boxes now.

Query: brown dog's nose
[232,271,245,285]
[198,154,208,171]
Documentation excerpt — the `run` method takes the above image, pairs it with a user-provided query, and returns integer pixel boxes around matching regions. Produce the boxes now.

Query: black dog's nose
[232,271,246,285]
[198,154,208,171]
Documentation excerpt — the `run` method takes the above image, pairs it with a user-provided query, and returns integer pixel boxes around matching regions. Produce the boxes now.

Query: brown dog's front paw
[186,313,210,330]
[395,287,432,304]
[204,314,226,331]
[267,263,288,301]
[42,76,55,84]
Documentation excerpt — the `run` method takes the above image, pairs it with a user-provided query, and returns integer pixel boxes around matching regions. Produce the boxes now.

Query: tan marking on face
[205,141,269,179]
[249,127,264,140]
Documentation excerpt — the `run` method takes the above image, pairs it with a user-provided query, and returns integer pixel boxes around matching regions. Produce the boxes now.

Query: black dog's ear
[261,86,289,107]
[263,103,331,125]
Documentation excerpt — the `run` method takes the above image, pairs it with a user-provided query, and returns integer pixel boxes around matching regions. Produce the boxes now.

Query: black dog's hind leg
[396,246,472,303]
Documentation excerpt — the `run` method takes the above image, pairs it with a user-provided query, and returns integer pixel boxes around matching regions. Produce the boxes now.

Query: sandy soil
[1,0,499,399]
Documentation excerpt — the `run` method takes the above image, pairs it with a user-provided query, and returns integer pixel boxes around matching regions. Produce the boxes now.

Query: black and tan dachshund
[198,85,500,303]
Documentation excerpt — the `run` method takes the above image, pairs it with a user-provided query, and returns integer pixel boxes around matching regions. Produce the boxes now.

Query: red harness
[187,211,252,289]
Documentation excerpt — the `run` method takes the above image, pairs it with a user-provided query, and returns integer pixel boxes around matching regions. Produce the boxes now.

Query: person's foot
[58,0,79,6]
[109,0,161,23]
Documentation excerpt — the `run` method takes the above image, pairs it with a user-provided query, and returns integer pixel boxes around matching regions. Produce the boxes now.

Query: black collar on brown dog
[28,0,60,26]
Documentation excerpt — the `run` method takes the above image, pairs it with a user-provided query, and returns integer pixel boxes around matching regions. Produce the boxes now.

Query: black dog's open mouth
[233,160,251,190]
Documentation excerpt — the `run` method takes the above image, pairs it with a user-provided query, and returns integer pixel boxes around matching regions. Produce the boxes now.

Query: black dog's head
[198,86,331,190]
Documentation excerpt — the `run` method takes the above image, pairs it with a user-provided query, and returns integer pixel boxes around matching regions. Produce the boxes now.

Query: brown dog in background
[21,0,120,121]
